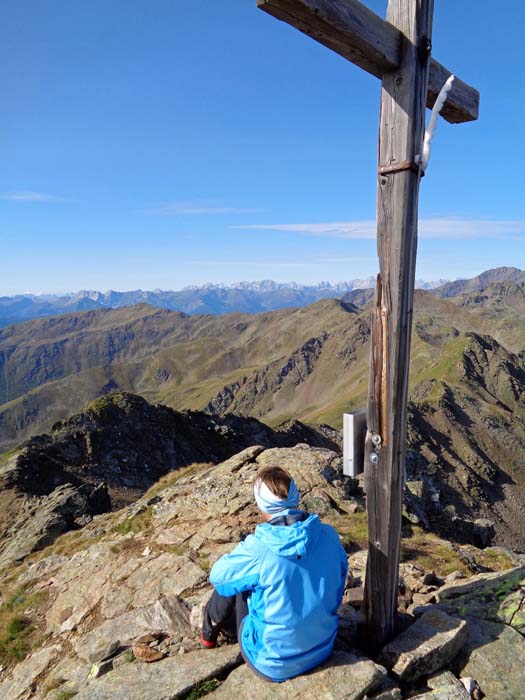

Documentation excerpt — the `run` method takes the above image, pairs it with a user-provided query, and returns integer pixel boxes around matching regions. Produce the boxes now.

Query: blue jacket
[209,511,348,681]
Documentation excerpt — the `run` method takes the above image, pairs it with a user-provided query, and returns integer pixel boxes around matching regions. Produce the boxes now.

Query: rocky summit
[0,443,524,700]
[0,392,339,569]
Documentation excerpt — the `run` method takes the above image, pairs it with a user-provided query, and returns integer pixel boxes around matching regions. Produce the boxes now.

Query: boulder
[378,610,468,683]
[136,597,191,636]
[0,646,60,700]
[73,646,242,700]
[39,656,91,700]
[0,483,109,568]
[410,670,470,699]
[437,567,525,631]
[364,675,402,699]
[74,595,192,662]
[127,554,207,607]
[498,588,525,633]
[455,617,525,700]
[46,557,111,634]
[206,651,387,700]
[213,445,265,473]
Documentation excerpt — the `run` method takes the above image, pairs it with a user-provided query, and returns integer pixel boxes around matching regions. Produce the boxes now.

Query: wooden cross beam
[257,0,479,123]
[257,0,479,649]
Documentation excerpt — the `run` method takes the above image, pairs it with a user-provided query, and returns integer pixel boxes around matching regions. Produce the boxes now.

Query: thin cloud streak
[1,191,65,202]
[191,260,326,268]
[141,199,265,215]
[191,256,377,268]
[233,217,525,240]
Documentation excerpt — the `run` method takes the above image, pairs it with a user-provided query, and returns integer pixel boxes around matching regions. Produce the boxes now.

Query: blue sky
[1,0,523,294]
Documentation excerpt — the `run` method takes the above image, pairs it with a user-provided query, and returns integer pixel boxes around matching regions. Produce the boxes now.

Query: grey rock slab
[456,617,525,700]
[74,610,145,661]
[410,687,469,699]
[88,639,121,664]
[0,484,84,568]
[444,571,466,584]
[437,567,525,602]
[213,445,265,473]
[110,556,143,583]
[155,526,192,547]
[207,651,387,700]
[409,671,470,699]
[378,609,468,683]
[498,588,525,633]
[37,656,91,698]
[46,554,113,633]
[136,596,191,636]
[0,646,60,700]
[437,567,525,628]
[363,675,401,699]
[74,596,192,662]
[74,645,242,700]
[21,554,69,584]
[128,554,206,607]
[101,583,133,619]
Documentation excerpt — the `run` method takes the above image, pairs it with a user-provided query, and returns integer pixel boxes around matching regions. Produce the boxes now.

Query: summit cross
[257,0,479,647]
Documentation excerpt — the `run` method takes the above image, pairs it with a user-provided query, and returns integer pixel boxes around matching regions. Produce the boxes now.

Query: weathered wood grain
[257,0,479,123]
[428,59,479,123]
[363,0,435,648]
[257,0,400,77]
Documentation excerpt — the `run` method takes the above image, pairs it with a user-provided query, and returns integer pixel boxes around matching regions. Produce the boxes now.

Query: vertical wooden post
[364,0,434,649]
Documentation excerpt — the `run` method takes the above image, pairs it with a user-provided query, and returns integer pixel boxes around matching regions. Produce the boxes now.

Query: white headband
[253,478,300,514]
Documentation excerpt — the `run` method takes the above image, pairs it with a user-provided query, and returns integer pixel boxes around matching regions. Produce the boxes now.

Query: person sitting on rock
[200,465,348,682]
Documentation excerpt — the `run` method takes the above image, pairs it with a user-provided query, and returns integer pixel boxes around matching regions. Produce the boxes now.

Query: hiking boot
[200,633,217,649]
[200,608,220,649]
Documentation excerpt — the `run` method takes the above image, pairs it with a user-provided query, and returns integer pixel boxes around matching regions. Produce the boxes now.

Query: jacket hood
[254,512,321,559]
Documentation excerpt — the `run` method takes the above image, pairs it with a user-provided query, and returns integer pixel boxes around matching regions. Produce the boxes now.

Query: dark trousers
[203,590,250,642]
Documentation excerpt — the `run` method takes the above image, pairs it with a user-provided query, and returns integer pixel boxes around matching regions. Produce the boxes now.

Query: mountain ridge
[0,277,448,327]
[3,266,522,328]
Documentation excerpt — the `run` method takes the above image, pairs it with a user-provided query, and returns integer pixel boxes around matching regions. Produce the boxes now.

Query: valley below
[2,268,525,551]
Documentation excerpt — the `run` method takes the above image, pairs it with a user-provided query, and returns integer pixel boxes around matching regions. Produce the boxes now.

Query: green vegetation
[0,447,20,465]
[401,537,471,577]
[328,510,369,552]
[410,335,470,398]
[179,679,220,700]
[479,547,515,571]
[123,649,136,663]
[86,393,121,414]
[144,462,211,499]
[0,616,32,661]
[42,678,78,699]
[29,528,91,562]
[113,506,154,536]
[170,544,189,556]
[332,514,515,578]
[5,587,27,611]
[41,677,65,696]
[401,524,515,577]
[53,690,78,700]
[198,553,211,573]
[0,585,47,664]
[109,539,142,555]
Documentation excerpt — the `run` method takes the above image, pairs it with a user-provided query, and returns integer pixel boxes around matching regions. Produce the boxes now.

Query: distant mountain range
[0,277,448,328]
[3,266,525,549]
